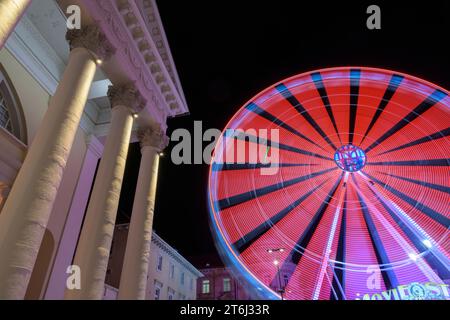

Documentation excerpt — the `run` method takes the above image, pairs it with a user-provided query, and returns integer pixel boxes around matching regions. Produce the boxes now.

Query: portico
[0,0,189,300]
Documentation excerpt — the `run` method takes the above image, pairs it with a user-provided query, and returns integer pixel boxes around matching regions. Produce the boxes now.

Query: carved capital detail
[107,83,146,113]
[66,25,115,61]
[138,127,169,152]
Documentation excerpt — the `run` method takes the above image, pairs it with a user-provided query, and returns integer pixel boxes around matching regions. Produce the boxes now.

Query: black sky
[117,1,450,264]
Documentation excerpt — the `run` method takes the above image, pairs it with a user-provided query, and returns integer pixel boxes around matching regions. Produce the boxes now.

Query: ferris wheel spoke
[376,172,450,194]
[226,129,333,161]
[245,102,328,152]
[275,83,338,151]
[376,127,450,156]
[212,162,318,171]
[367,159,450,167]
[330,190,348,300]
[348,69,361,145]
[233,180,329,253]
[352,179,400,290]
[361,172,449,227]
[216,167,337,210]
[311,72,342,144]
[364,181,450,281]
[313,172,350,300]
[269,173,344,290]
[365,89,448,153]
[360,74,404,145]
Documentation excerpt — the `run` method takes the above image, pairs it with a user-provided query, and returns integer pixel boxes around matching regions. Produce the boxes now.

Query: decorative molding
[82,0,189,123]
[139,0,188,108]
[107,82,146,113]
[66,25,116,62]
[137,126,168,151]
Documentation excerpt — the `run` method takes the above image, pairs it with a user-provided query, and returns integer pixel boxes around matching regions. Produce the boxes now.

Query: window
[202,280,210,294]
[170,263,175,279]
[156,254,163,271]
[0,91,12,132]
[167,288,175,300]
[223,278,231,292]
[0,64,26,143]
[189,277,194,291]
[154,280,162,300]
[154,287,161,300]
[180,272,185,285]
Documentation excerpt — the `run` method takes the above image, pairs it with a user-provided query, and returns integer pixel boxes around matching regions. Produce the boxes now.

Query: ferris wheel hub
[334,144,367,172]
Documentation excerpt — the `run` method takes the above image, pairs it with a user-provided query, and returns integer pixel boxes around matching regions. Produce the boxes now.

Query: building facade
[105,224,202,300]
[197,266,253,300]
[0,0,190,300]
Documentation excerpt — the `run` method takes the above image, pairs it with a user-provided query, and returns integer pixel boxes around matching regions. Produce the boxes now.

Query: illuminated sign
[357,282,449,300]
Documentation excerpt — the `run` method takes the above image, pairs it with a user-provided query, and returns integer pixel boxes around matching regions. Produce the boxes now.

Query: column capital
[138,127,169,151]
[66,25,115,62]
[107,83,146,114]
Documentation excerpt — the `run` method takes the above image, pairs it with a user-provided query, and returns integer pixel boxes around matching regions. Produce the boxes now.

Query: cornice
[82,0,189,121]
[138,0,188,108]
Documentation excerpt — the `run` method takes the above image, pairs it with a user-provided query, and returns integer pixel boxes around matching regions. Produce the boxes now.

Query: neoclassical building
[0,0,190,299]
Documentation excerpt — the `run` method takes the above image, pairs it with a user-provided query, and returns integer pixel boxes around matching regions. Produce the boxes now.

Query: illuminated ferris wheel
[208,67,450,300]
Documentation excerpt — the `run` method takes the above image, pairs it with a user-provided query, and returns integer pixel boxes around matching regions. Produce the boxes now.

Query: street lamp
[267,248,285,300]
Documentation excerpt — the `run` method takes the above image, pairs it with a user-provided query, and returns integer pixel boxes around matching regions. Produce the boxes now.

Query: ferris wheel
[208,67,450,300]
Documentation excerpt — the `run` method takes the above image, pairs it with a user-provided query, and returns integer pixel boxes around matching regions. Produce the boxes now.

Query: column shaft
[66,105,134,300]
[0,47,97,299]
[118,146,160,299]
[0,0,31,49]
[44,136,103,299]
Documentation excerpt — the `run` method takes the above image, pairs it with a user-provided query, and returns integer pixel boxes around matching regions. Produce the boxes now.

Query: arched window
[0,64,27,144]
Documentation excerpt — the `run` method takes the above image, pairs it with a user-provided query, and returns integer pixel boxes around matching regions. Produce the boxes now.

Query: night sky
[117,1,450,264]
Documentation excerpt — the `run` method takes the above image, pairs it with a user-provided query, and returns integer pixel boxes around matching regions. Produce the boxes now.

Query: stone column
[0,0,31,49]
[65,84,145,300]
[118,127,168,300]
[0,26,113,300]
[44,135,103,299]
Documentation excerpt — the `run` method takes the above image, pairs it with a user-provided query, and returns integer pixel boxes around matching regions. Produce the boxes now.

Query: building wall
[0,48,49,143]
[106,225,201,300]
[0,47,49,210]
[146,238,198,300]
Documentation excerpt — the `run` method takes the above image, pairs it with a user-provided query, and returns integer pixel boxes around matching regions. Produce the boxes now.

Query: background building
[105,224,202,300]
[194,257,253,300]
